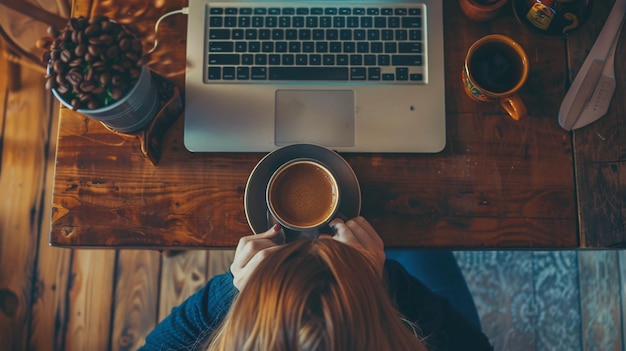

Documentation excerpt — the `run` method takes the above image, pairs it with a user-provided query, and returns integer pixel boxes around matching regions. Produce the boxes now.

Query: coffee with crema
[268,161,338,229]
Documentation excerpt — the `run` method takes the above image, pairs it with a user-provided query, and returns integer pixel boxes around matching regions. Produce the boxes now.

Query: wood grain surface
[28,98,72,351]
[65,250,116,351]
[0,45,53,350]
[569,0,626,247]
[49,0,580,249]
[158,251,207,322]
[111,250,160,351]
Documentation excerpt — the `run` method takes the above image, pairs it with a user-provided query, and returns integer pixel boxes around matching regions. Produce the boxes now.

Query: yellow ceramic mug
[462,34,529,120]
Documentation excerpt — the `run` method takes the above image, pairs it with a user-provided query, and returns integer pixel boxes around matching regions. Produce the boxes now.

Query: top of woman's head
[208,238,427,351]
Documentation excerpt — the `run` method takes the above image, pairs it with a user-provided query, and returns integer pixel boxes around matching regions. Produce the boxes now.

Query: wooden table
[50,0,625,249]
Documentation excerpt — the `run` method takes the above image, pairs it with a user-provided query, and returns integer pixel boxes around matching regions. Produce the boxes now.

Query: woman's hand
[230,225,282,291]
[328,216,386,277]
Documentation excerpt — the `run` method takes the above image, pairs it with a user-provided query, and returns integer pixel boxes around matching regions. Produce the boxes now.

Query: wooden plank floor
[1,38,624,351]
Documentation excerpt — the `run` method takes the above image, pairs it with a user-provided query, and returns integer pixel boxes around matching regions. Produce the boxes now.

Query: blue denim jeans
[385,249,482,330]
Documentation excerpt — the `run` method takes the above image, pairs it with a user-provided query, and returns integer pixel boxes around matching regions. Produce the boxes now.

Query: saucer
[244,144,361,240]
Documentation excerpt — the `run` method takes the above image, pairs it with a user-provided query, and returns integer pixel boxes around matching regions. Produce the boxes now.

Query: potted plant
[44,15,159,133]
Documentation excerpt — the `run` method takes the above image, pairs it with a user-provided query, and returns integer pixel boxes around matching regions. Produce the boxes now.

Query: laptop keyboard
[205,4,426,83]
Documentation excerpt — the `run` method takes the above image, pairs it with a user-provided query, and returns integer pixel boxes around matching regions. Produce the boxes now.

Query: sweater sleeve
[139,271,238,351]
[384,259,494,351]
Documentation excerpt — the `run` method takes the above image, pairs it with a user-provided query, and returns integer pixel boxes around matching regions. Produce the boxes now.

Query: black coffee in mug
[469,41,524,93]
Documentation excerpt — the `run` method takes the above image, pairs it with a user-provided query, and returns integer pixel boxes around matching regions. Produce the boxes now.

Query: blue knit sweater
[139,260,493,350]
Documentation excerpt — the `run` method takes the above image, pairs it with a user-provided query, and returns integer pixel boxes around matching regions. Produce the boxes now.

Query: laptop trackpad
[275,90,355,147]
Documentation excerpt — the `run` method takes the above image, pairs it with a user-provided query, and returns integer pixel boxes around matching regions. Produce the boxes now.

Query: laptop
[184,0,446,153]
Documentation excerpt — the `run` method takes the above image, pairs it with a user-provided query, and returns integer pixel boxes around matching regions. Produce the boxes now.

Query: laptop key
[249,42,261,52]
[255,54,267,65]
[252,17,264,27]
[209,54,240,65]
[326,29,338,40]
[409,29,422,40]
[295,54,307,65]
[395,29,407,41]
[282,54,294,65]
[320,16,332,28]
[402,17,422,28]
[394,8,407,15]
[237,67,250,80]
[223,67,236,79]
[232,29,244,39]
[208,67,221,80]
[396,67,408,80]
[259,29,271,39]
[399,42,422,53]
[357,42,369,53]
[285,29,298,40]
[262,42,274,52]
[269,54,281,65]
[337,55,348,65]
[251,67,267,79]
[209,42,234,52]
[293,17,305,27]
[242,54,254,65]
[310,54,321,65]
[245,29,257,39]
[224,16,237,27]
[209,16,223,27]
[209,29,230,39]
[350,67,366,80]
[350,54,363,65]
[269,67,348,80]
[374,17,386,28]
[276,42,288,52]
[388,17,400,28]
[368,67,381,80]
[313,29,325,40]
[239,17,251,27]
[392,55,422,66]
[364,54,376,65]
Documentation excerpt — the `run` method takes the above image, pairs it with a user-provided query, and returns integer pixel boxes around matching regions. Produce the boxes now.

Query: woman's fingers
[334,216,382,249]
[330,216,386,277]
[352,217,383,246]
[233,225,280,264]
[231,225,282,290]
[329,217,361,247]
[232,245,282,290]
